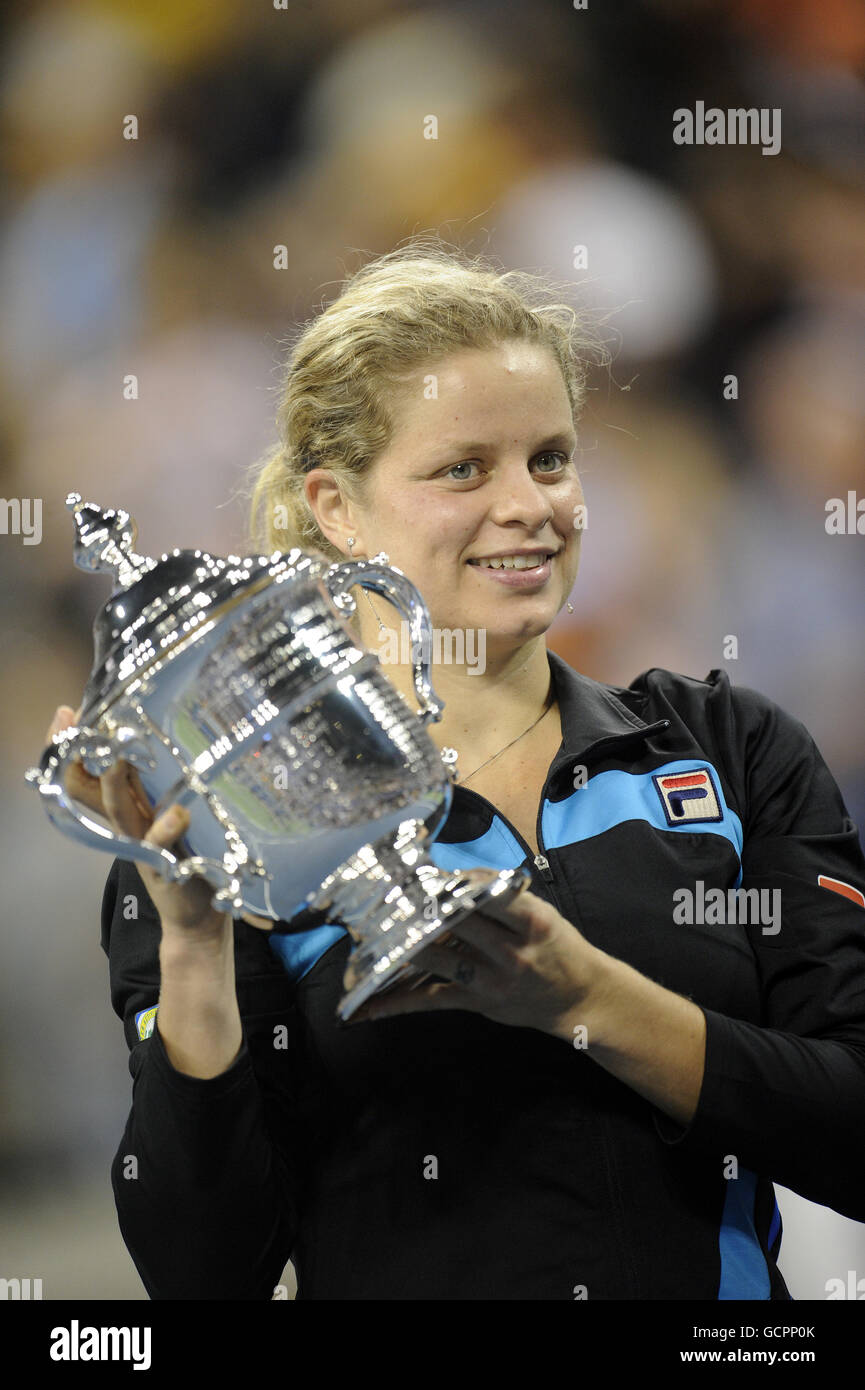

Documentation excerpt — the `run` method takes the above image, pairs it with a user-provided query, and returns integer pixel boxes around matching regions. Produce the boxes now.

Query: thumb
[145,803,189,850]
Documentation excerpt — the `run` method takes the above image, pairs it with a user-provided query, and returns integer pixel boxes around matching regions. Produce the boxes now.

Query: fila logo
[653,768,722,826]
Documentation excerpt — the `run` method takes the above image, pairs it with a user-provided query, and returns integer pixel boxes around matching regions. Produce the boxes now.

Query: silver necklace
[345,541,556,786]
[441,697,554,785]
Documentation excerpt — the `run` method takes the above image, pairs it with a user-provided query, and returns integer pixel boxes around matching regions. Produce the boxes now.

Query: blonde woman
[48,240,865,1300]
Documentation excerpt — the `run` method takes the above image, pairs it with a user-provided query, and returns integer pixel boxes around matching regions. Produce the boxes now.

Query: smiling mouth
[467,552,556,571]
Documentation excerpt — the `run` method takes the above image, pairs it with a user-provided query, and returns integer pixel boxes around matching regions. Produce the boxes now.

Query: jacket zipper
[533,782,564,913]
[452,780,567,914]
[532,852,555,882]
[449,718,672,918]
[530,852,564,915]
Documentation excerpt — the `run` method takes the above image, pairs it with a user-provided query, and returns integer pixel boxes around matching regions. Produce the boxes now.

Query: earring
[566,601,574,613]
[365,589,385,632]
[346,535,384,631]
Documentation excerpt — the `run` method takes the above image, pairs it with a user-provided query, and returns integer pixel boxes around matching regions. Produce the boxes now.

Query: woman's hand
[44,704,231,939]
[348,887,605,1038]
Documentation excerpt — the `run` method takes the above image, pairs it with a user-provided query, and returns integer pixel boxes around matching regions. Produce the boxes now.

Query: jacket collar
[442,649,671,840]
[545,648,671,770]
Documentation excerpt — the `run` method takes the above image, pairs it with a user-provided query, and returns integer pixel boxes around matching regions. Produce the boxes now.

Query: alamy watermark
[49,1321,151,1370]
[375,621,486,675]
[0,1276,42,1299]
[674,881,781,935]
[825,492,865,534]
[673,102,781,157]
[0,497,41,545]
[826,1271,865,1299]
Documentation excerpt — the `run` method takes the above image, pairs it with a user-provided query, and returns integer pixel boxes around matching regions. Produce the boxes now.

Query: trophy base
[339,865,531,1020]
[292,823,531,1019]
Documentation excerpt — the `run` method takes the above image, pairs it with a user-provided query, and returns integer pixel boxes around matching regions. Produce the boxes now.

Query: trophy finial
[65,493,155,588]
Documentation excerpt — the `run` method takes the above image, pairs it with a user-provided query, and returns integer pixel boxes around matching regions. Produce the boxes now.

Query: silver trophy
[26,495,529,1018]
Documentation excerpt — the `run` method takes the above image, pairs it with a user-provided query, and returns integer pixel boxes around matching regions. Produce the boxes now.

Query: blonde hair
[245,234,608,561]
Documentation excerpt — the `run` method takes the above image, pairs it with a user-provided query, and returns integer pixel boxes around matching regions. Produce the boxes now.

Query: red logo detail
[818,875,865,909]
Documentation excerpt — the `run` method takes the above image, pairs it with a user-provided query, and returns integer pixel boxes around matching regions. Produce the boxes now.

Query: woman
[48,242,865,1300]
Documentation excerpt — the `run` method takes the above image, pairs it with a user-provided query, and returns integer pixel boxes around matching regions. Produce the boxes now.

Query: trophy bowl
[26,495,529,1018]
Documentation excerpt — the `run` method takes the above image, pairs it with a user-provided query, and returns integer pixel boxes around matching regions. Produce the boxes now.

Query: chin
[431,589,562,639]
[486,610,558,647]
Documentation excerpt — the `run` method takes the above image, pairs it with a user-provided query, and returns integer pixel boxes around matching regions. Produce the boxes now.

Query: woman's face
[349,340,584,652]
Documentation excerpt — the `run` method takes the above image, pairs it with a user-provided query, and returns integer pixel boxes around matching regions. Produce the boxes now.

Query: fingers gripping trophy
[26,494,529,1018]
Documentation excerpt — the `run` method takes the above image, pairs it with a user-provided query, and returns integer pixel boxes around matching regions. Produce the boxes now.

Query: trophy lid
[66,494,311,717]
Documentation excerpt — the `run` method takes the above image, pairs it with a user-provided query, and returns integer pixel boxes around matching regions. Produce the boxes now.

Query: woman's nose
[487,470,556,529]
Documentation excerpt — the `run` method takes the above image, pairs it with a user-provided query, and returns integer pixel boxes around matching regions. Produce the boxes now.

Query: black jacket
[101,650,865,1299]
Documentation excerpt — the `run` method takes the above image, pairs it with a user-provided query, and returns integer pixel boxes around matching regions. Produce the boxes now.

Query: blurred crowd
[1,0,864,1295]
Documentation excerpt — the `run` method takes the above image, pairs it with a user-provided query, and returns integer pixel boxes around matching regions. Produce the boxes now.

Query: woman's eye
[443,452,568,481]
[534,451,568,472]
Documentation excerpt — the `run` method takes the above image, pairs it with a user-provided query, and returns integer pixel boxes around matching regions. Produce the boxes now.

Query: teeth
[473,554,550,570]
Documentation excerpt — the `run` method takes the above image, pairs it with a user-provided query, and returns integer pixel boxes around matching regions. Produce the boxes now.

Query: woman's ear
[305,468,362,556]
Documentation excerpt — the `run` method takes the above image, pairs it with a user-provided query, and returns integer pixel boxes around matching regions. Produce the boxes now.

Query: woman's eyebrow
[431,429,578,456]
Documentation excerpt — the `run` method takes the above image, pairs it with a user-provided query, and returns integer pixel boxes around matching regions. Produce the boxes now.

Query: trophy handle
[25,725,245,910]
[324,553,444,725]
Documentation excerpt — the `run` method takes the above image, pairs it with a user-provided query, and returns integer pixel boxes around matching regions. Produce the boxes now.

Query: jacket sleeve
[101,858,302,1299]
[653,682,865,1223]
